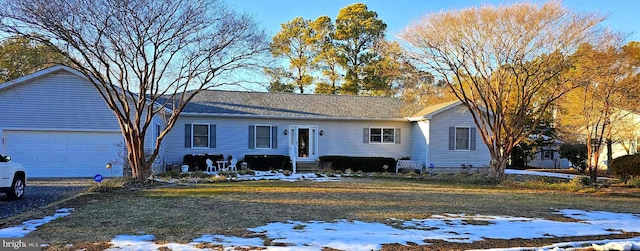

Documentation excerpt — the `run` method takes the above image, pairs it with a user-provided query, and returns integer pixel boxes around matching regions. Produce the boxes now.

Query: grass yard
[11,174,640,250]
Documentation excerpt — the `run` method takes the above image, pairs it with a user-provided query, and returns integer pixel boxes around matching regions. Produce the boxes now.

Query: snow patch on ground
[98,209,640,251]
[0,208,73,238]
[2,169,638,250]
[236,171,342,182]
[505,169,583,179]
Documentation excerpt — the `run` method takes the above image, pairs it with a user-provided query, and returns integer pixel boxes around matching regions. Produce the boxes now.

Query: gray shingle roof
[180,90,423,119]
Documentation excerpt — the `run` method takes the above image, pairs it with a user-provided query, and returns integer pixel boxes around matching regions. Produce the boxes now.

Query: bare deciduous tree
[400,1,606,177]
[0,0,268,180]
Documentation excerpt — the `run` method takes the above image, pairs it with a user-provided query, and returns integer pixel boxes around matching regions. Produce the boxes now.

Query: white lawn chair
[206,158,216,173]
[228,157,238,172]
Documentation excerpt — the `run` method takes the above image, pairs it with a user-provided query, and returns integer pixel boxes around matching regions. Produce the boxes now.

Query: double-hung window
[184,123,216,149]
[370,128,396,144]
[455,127,470,151]
[255,125,272,149]
[192,124,210,148]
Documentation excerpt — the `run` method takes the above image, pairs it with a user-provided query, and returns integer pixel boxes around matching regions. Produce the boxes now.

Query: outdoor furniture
[217,160,227,171]
[396,160,423,174]
[206,159,215,173]
[228,157,238,172]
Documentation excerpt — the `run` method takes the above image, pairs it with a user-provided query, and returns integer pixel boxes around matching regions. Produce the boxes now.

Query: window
[542,150,553,160]
[185,123,215,148]
[370,128,395,144]
[455,127,470,150]
[192,124,209,148]
[255,125,272,149]
[154,124,161,140]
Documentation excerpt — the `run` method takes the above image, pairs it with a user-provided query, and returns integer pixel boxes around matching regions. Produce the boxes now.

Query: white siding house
[0,66,125,177]
[526,110,640,170]
[0,66,164,177]
[1,65,492,177]
[409,101,491,169]
[161,91,418,172]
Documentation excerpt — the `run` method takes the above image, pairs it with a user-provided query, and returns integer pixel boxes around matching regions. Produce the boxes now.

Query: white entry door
[289,126,318,161]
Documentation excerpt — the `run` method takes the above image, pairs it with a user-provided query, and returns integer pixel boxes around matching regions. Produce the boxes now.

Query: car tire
[7,176,25,200]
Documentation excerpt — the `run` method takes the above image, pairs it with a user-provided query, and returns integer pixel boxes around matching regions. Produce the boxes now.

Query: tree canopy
[0,0,269,180]
[401,1,607,177]
[0,35,67,83]
[556,41,640,182]
[266,3,435,99]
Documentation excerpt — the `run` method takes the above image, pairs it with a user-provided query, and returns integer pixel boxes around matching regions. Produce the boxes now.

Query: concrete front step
[295,161,319,173]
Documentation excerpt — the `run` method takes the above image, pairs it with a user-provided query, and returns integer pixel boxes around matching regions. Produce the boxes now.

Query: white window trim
[192,123,210,148]
[455,127,471,151]
[369,127,395,144]
[255,124,272,149]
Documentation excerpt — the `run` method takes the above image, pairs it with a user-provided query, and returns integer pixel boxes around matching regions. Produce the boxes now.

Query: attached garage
[3,130,124,178]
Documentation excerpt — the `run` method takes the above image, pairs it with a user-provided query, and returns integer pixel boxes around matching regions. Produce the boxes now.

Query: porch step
[295,161,319,173]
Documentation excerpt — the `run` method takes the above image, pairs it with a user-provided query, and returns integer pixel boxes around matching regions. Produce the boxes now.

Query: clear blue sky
[230,0,640,42]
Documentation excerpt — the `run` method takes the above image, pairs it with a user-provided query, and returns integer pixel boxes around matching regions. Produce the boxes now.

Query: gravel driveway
[0,179,93,219]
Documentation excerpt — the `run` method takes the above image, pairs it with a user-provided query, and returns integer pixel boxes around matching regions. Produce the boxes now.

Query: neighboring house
[597,109,640,169]
[1,65,491,177]
[527,143,571,169]
[527,109,640,170]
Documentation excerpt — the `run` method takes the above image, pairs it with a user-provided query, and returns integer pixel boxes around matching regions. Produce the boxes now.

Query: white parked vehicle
[0,155,26,200]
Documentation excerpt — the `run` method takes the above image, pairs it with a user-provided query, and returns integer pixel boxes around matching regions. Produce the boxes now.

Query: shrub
[558,143,587,173]
[318,156,396,172]
[243,155,292,171]
[609,154,640,182]
[626,177,640,188]
[183,154,224,171]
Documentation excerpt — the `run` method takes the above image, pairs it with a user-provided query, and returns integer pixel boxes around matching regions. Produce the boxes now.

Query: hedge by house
[610,154,640,182]
[319,156,396,172]
[243,155,292,171]
[183,154,224,171]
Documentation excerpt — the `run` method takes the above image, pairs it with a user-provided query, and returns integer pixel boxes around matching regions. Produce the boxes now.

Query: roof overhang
[0,65,86,91]
[178,112,411,122]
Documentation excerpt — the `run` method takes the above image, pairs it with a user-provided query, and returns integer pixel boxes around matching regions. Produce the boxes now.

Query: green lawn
[15,175,640,249]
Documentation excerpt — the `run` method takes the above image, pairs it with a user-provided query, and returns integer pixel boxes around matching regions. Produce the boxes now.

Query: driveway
[0,179,92,219]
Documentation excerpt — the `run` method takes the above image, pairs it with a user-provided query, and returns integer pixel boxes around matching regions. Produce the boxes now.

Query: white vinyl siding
[163,117,413,165]
[0,71,120,130]
[428,104,490,168]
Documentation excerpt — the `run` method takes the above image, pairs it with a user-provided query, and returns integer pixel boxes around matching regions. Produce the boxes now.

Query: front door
[289,126,318,161]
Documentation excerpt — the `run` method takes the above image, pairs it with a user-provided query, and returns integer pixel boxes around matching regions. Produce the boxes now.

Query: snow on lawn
[5,208,636,251]
[98,210,640,251]
[505,169,585,179]
[0,208,73,238]
[2,169,639,250]
[236,171,342,182]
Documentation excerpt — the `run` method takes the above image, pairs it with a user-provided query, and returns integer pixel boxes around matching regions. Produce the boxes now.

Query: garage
[3,130,124,178]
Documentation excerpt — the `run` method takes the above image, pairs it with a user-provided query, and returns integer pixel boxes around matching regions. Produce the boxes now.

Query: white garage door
[4,130,124,178]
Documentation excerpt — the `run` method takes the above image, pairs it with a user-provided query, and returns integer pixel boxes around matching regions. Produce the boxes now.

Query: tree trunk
[488,149,509,178]
[124,131,151,181]
[606,138,613,174]
[589,146,599,185]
